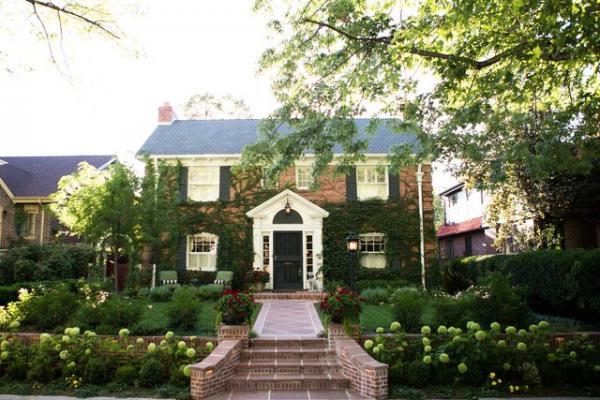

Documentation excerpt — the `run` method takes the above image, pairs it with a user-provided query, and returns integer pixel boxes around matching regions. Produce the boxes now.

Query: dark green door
[273,231,303,290]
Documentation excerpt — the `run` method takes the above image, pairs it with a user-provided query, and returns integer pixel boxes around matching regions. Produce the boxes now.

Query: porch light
[346,232,360,253]
[284,198,292,214]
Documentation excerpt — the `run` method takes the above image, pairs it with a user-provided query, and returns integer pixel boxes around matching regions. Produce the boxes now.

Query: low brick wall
[328,323,360,348]
[335,338,388,400]
[217,324,249,348]
[190,339,242,400]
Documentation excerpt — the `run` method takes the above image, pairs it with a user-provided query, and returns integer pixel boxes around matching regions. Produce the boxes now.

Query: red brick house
[138,103,435,289]
[0,155,115,252]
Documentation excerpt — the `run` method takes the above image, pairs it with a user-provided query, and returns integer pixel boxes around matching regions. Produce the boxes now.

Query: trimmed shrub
[357,278,410,291]
[74,295,143,334]
[20,283,79,332]
[82,357,115,385]
[132,317,169,336]
[139,357,166,387]
[115,364,139,385]
[390,287,427,332]
[361,287,389,304]
[150,286,173,302]
[167,286,201,330]
[0,284,22,305]
[0,244,97,284]
[442,249,600,319]
[196,284,222,301]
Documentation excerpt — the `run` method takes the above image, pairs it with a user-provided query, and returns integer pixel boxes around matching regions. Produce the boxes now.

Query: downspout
[416,163,426,291]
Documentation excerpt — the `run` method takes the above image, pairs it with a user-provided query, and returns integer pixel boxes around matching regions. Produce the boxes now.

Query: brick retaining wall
[336,338,388,400]
[190,339,242,400]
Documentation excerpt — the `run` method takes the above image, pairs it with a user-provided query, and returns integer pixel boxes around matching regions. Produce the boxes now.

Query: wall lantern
[346,232,360,253]
[283,198,292,214]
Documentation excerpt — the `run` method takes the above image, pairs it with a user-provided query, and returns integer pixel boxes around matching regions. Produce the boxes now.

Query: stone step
[205,389,371,400]
[240,348,337,361]
[249,337,328,349]
[236,359,342,374]
[227,372,350,391]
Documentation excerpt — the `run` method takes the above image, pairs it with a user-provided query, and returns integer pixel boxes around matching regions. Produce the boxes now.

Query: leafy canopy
[250,0,600,225]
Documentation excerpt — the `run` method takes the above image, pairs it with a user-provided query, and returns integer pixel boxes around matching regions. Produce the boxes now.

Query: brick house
[0,155,115,252]
[138,103,435,289]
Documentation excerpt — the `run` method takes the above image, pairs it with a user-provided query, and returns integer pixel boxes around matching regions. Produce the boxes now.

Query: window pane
[296,166,312,189]
[188,184,219,201]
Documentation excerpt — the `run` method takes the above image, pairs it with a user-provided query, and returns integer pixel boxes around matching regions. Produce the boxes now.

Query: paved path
[206,389,368,399]
[0,397,173,400]
[253,301,324,338]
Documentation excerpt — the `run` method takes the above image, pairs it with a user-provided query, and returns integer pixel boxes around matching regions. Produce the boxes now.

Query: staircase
[228,337,351,392]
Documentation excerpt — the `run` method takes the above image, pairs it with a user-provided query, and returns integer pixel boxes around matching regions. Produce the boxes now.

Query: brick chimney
[158,101,175,124]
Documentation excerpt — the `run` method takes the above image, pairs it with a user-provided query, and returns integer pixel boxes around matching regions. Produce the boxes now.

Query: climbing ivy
[321,199,432,285]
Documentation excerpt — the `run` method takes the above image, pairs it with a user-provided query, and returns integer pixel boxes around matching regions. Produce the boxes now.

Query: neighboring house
[0,155,115,251]
[437,182,497,259]
[137,103,436,290]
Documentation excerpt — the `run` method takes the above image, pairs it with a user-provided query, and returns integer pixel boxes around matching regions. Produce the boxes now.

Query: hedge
[0,244,98,285]
[442,249,600,320]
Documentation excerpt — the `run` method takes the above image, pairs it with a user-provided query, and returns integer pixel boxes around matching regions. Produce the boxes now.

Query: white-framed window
[357,166,388,200]
[188,167,220,201]
[306,233,314,279]
[359,233,387,268]
[262,234,270,270]
[25,211,37,238]
[295,165,312,190]
[187,233,218,271]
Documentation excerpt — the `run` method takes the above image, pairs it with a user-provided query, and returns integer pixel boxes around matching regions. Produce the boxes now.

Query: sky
[0,0,457,191]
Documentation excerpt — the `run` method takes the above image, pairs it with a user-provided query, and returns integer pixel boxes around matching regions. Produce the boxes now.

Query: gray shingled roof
[137,119,419,156]
[0,155,115,197]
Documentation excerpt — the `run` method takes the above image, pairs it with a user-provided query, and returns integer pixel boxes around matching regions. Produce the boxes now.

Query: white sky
[0,0,456,191]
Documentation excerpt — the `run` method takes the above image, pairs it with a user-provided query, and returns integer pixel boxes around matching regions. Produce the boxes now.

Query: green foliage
[167,286,202,330]
[322,201,429,285]
[0,244,97,285]
[361,287,389,305]
[196,284,223,301]
[357,279,410,291]
[250,0,600,230]
[390,287,427,333]
[74,295,144,334]
[216,291,255,325]
[178,271,217,285]
[82,358,115,385]
[365,320,600,389]
[320,288,362,324]
[19,283,79,332]
[115,364,138,385]
[150,286,173,302]
[131,317,169,336]
[442,250,600,319]
[138,358,166,387]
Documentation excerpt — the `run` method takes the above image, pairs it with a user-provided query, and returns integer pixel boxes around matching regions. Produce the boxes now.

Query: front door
[273,231,303,290]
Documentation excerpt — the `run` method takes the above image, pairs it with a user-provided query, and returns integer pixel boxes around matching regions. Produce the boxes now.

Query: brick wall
[0,186,15,249]
[335,338,388,400]
[191,339,242,400]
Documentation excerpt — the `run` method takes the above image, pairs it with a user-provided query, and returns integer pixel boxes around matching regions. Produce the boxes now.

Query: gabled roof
[436,217,484,238]
[438,182,464,197]
[0,155,115,198]
[137,119,419,156]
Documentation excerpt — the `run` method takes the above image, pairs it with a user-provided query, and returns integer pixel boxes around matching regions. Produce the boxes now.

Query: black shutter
[219,166,231,201]
[388,171,400,201]
[179,167,188,202]
[176,236,187,271]
[346,166,357,201]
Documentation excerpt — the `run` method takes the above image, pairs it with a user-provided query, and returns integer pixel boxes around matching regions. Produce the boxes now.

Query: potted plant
[320,287,363,339]
[216,290,255,342]
[246,270,270,292]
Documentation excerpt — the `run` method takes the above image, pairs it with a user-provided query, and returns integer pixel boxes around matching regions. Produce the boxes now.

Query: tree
[249,0,600,237]
[51,162,139,291]
[182,92,253,120]
[2,0,127,72]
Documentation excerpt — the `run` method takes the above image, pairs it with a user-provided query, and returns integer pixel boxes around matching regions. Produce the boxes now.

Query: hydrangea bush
[0,328,214,388]
[364,320,600,389]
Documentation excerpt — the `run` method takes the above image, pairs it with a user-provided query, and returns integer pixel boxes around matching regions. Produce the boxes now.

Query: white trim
[356,165,389,200]
[295,165,312,190]
[246,189,329,218]
[0,178,15,199]
[186,233,218,271]
[97,157,117,171]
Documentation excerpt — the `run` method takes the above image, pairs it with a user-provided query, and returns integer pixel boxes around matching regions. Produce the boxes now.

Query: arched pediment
[246,189,329,220]
[273,209,303,224]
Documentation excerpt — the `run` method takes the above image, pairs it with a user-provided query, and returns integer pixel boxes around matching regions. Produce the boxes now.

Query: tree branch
[303,18,529,70]
[24,0,120,39]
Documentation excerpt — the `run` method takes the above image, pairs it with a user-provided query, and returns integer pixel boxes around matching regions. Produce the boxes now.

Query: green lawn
[360,304,394,333]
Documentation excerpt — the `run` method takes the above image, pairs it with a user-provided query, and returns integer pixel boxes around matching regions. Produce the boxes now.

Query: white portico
[246,189,329,290]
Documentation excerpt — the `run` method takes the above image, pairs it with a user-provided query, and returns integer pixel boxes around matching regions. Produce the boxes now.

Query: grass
[360,303,394,332]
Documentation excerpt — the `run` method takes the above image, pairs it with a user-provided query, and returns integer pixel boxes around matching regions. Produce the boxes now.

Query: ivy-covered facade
[138,104,436,289]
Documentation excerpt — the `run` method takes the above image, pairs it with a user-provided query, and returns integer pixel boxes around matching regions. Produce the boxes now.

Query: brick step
[236,359,342,374]
[227,372,350,391]
[240,348,336,361]
[249,338,328,349]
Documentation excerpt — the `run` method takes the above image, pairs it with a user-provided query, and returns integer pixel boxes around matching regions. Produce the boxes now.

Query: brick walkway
[253,301,324,338]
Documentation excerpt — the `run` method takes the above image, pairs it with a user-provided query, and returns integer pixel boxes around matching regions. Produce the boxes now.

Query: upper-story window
[357,166,388,200]
[296,165,312,190]
[188,167,220,201]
